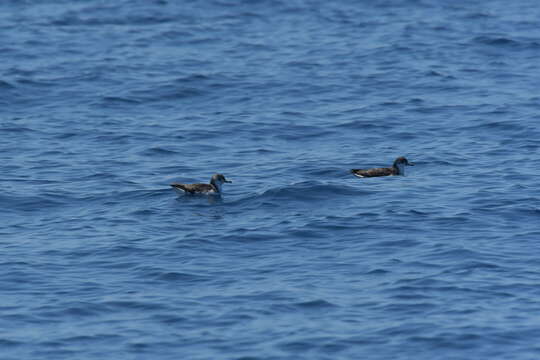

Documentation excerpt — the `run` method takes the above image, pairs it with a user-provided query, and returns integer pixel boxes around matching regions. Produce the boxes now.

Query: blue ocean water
[2,0,540,359]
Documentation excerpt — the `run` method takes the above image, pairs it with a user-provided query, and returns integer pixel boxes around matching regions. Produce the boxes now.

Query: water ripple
[2,1,540,359]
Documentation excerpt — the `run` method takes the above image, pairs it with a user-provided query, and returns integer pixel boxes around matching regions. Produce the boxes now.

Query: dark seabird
[171,174,232,195]
[351,156,414,178]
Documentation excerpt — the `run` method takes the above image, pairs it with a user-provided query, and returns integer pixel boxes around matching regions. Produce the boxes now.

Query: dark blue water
[2,1,540,359]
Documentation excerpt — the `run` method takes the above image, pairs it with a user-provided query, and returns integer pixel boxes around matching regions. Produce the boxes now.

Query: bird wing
[170,183,215,193]
[351,167,395,178]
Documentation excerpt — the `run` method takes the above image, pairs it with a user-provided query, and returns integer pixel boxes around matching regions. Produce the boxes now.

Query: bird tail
[350,169,364,178]
[171,183,187,193]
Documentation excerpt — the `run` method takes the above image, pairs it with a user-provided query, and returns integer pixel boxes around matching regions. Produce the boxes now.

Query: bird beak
[408,162,415,166]
[225,179,232,183]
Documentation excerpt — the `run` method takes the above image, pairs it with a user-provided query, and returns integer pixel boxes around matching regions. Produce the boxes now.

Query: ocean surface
[2,1,540,359]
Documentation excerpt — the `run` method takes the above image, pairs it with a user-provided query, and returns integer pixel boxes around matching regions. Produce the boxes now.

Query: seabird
[351,156,414,178]
[171,174,232,195]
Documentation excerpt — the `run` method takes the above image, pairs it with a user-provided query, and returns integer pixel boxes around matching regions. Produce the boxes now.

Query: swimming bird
[171,174,232,195]
[351,156,414,178]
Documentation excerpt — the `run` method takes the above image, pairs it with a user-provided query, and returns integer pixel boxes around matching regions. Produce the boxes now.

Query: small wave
[335,120,391,130]
[50,12,175,27]
[159,30,195,41]
[375,239,422,248]
[516,207,540,217]
[186,37,220,46]
[257,181,369,201]
[129,209,156,217]
[104,300,169,311]
[299,166,352,178]
[100,96,141,104]
[138,147,179,156]
[60,334,123,344]
[464,12,493,19]
[425,248,490,262]
[405,332,482,349]
[273,128,334,141]
[75,189,169,208]
[238,148,283,155]
[54,132,80,139]
[280,110,306,117]
[366,268,390,275]
[224,181,373,209]
[0,79,15,89]
[472,36,519,47]
[80,172,120,180]
[16,78,53,87]
[91,133,130,143]
[174,73,211,84]
[150,271,211,283]
[277,340,314,352]
[459,261,502,271]
[0,125,36,133]
[294,299,338,309]
[109,189,170,201]
[1,194,68,213]
[426,70,444,77]
[459,120,525,132]
[0,339,23,347]
[219,231,278,243]
[36,301,113,318]
[378,302,438,314]
[129,84,207,102]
